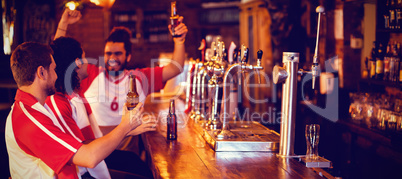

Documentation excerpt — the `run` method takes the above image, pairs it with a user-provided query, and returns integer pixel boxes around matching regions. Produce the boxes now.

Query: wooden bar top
[141,95,330,179]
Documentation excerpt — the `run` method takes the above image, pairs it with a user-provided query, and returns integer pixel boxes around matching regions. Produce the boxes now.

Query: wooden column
[239,0,274,118]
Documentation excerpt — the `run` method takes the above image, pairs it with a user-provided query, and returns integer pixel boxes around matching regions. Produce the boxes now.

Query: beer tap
[206,41,227,130]
[272,6,324,157]
[216,46,264,140]
[311,6,324,89]
[189,58,200,120]
[190,40,208,119]
[194,39,207,122]
[184,58,196,113]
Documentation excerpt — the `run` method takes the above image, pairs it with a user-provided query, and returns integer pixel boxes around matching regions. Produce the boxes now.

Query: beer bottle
[369,42,377,79]
[170,1,180,37]
[126,75,139,110]
[376,43,384,80]
[384,44,391,81]
[167,99,177,140]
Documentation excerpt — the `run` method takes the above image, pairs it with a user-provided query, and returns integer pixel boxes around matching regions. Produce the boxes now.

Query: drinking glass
[305,124,320,160]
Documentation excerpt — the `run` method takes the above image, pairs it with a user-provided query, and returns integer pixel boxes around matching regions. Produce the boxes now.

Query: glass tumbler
[305,124,320,160]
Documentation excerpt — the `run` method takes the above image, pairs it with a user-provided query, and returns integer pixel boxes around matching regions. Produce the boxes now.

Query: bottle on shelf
[376,43,384,80]
[370,42,377,79]
[170,1,180,37]
[391,42,400,82]
[126,75,140,110]
[167,99,177,140]
[384,43,391,81]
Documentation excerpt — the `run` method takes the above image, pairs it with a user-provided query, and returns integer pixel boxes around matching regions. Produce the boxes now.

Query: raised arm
[54,9,81,40]
[70,103,143,168]
[163,16,188,82]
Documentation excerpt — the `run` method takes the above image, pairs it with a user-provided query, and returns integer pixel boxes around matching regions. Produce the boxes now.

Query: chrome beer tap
[184,58,196,113]
[216,46,264,139]
[189,58,200,120]
[194,39,207,122]
[273,6,324,157]
[206,41,227,130]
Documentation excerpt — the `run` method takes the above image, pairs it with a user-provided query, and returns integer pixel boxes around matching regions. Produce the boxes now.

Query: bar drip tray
[195,121,280,152]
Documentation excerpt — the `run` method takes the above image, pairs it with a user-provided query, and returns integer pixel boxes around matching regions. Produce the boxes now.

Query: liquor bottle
[384,44,391,81]
[391,42,400,82]
[391,0,396,29]
[376,43,384,80]
[167,99,177,140]
[370,42,377,79]
[170,1,180,37]
[126,75,139,110]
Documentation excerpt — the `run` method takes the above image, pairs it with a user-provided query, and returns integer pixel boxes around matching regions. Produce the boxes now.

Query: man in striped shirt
[5,42,143,178]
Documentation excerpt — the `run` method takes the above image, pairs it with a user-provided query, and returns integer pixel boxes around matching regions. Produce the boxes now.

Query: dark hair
[10,42,53,87]
[50,37,83,94]
[106,26,132,56]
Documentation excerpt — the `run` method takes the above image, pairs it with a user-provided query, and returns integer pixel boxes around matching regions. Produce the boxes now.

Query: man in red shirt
[55,9,187,135]
[5,42,143,178]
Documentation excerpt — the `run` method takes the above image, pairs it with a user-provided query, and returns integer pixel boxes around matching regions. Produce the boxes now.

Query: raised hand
[54,9,82,39]
[168,16,188,44]
[60,9,82,25]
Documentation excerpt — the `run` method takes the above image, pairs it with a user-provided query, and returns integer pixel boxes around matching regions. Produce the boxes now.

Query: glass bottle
[384,44,391,81]
[167,99,177,140]
[170,1,180,37]
[369,42,377,79]
[126,75,139,110]
[376,43,384,80]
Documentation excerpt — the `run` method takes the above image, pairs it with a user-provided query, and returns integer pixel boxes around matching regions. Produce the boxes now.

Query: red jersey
[80,64,165,126]
[5,90,82,178]
[46,92,110,178]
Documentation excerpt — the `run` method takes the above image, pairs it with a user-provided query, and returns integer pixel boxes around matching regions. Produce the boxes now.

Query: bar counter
[141,95,333,179]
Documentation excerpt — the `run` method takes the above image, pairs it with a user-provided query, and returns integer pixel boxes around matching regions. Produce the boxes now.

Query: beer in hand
[170,1,181,37]
[126,75,139,110]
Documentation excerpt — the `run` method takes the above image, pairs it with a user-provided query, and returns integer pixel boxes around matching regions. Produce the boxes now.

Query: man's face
[46,56,57,96]
[104,42,131,72]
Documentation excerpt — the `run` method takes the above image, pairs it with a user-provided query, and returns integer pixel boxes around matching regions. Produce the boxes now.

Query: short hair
[10,42,53,87]
[50,37,83,94]
[106,26,132,56]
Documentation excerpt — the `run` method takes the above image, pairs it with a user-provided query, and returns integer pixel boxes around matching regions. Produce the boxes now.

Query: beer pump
[272,6,324,157]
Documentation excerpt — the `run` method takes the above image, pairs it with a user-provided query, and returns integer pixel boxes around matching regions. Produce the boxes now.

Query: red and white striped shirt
[81,64,165,126]
[5,90,82,179]
[46,92,110,178]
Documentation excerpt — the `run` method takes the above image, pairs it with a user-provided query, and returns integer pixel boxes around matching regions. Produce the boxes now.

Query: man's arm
[70,103,143,168]
[162,16,188,82]
[54,9,81,40]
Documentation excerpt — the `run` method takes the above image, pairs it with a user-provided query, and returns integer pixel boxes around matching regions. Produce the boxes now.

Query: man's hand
[54,9,82,39]
[168,16,188,44]
[60,9,82,25]
[122,102,144,132]
[127,116,157,136]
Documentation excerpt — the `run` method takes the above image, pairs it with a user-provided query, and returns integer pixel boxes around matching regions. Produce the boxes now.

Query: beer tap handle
[312,6,324,89]
[255,49,263,84]
[198,39,206,63]
[228,42,236,64]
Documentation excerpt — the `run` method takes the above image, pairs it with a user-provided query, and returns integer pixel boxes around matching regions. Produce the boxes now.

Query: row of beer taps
[185,37,264,139]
